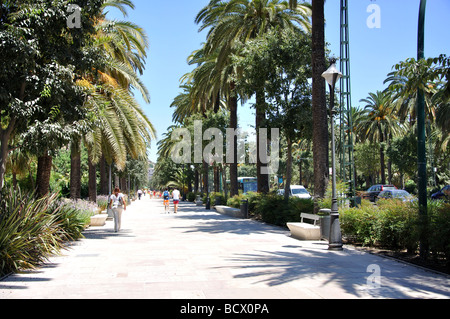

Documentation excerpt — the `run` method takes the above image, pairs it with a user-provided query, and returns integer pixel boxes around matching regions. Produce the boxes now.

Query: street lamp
[322,59,344,251]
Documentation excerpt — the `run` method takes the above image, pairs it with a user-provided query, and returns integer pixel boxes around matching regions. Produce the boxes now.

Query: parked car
[377,189,416,202]
[431,185,450,200]
[277,185,312,199]
[362,184,398,202]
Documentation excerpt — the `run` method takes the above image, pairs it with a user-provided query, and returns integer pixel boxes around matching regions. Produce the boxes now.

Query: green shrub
[428,202,450,263]
[374,199,418,250]
[209,192,225,205]
[0,187,96,277]
[227,194,245,208]
[96,195,109,211]
[246,192,262,216]
[187,192,196,202]
[404,180,417,195]
[340,199,420,251]
[252,194,314,227]
[0,189,65,277]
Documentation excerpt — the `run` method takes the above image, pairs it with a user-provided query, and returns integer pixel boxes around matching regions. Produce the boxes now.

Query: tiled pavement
[1,196,449,299]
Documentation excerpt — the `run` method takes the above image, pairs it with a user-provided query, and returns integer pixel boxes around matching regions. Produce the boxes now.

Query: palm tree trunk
[202,161,209,194]
[256,90,269,194]
[99,155,108,195]
[222,165,228,200]
[88,158,97,203]
[70,139,82,200]
[214,166,220,193]
[194,166,199,193]
[311,0,329,201]
[229,83,239,197]
[284,137,293,202]
[36,151,52,198]
[379,144,386,185]
[379,132,386,184]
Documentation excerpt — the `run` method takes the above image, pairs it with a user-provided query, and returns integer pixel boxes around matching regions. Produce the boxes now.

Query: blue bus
[238,177,257,194]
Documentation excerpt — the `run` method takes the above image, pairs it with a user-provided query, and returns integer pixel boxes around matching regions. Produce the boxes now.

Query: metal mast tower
[339,0,356,203]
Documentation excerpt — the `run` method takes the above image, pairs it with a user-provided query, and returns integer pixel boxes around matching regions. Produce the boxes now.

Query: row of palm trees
[64,0,156,201]
[5,0,155,201]
[162,0,448,197]
[352,84,449,186]
[167,0,315,197]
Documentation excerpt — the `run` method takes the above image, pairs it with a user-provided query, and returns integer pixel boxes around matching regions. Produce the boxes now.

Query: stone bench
[287,213,321,241]
[215,205,244,218]
[90,214,108,227]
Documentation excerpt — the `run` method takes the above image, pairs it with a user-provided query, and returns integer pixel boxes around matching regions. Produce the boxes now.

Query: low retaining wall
[214,205,245,218]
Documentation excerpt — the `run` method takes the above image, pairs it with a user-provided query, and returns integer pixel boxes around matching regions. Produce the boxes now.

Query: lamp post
[322,59,344,251]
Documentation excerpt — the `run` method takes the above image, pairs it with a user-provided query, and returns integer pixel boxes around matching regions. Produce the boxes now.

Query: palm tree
[358,91,404,184]
[70,0,154,200]
[310,0,328,202]
[195,0,311,195]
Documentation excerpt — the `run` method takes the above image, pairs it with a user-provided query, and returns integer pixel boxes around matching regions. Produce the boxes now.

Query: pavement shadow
[219,246,450,299]
[81,227,135,240]
[174,214,288,236]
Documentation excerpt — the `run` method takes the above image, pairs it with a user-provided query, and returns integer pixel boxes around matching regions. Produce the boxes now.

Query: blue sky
[108,0,450,162]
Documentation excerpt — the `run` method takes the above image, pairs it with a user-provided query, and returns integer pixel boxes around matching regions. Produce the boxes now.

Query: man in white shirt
[172,187,180,214]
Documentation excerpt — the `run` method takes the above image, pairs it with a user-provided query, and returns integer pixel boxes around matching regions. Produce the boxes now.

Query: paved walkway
[1,196,449,299]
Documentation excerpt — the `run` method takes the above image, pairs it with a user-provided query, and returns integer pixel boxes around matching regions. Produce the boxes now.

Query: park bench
[287,213,321,240]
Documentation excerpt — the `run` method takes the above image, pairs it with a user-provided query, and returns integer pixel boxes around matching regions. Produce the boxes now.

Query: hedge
[340,199,450,263]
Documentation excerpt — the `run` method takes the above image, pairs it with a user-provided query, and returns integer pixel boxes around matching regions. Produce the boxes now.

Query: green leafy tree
[0,0,104,197]
[195,0,311,195]
[234,28,312,201]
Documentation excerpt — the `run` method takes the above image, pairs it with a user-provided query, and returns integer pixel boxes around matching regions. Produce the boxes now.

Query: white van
[277,185,312,199]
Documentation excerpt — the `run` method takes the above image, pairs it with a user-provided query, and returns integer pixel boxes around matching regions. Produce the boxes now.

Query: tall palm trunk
[311,0,329,201]
[194,166,200,193]
[284,137,293,202]
[379,130,386,184]
[70,139,82,200]
[229,83,239,197]
[256,90,269,194]
[99,156,108,195]
[202,161,209,194]
[88,158,97,203]
[36,150,52,198]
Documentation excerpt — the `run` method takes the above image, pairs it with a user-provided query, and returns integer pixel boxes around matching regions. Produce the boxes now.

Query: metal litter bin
[206,197,211,210]
[240,199,249,219]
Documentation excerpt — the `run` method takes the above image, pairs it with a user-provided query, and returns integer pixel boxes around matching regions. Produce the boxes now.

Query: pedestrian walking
[138,189,143,200]
[172,187,180,214]
[163,188,170,213]
[110,187,126,232]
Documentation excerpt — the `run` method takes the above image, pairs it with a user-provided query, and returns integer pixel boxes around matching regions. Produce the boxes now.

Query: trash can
[196,195,202,206]
[353,196,362,208]
[240,199,249,219]
[206,197,211,210]
[319,209,331,240]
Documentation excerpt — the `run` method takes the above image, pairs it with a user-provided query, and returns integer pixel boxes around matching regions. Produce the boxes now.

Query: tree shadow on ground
[174,214,288,236]
[217,245,450,299]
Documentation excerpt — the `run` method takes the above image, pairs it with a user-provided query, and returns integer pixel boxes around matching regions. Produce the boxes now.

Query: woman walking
[110,187,127,232]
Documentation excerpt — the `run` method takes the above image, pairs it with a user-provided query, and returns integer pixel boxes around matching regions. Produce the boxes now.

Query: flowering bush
[60,198,99,217]
[96,195,109,210]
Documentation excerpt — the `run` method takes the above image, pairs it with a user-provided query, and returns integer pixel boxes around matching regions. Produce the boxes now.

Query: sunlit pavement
[1,195,449,299]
